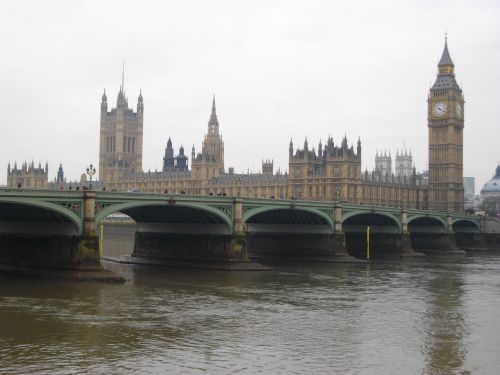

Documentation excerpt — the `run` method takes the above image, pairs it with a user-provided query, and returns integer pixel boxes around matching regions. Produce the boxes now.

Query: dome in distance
[481,165,500,195]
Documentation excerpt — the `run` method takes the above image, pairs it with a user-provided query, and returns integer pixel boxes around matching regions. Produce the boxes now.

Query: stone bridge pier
[0,191,102,270]
[407,214,463,254]
[342,209,417,258]
[242,204,356,262]
[125,199,248,265]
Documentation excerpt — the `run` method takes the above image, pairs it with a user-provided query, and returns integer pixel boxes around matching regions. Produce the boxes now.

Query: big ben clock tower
[428,36,464,213]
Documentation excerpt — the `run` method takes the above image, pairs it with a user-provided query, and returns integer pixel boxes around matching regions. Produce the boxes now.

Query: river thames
[1,247,500,374]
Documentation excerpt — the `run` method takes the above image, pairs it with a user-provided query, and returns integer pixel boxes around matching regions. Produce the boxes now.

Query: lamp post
[86,164,96,190]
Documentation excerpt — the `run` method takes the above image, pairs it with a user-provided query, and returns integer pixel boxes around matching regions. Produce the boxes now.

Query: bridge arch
[0,198,82,235]
[452,218,480,232]
[243,206,334,233]
[95,201,233,235]
[341,211,401,258]
[408,215,447,233]
[341,211,402,233]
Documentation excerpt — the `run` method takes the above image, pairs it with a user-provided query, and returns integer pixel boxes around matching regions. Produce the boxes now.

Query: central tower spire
[437,35,455,75]
[121,61,125,92]
[200,95,225,173]
[208,94,219,135]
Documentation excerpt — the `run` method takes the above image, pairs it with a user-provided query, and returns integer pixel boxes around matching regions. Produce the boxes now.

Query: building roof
[209,173,287,186]
[432,37,460,91]
[431,74,461,90]
[438,37,454,67]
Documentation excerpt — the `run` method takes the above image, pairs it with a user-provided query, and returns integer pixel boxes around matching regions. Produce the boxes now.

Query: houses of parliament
[8,37,465,213]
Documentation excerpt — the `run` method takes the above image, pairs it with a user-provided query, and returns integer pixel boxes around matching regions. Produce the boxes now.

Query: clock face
[455,103,463,118]
[432,101,448,117]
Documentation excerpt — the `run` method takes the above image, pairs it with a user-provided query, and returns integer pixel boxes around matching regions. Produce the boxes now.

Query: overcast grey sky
[0,0,498,192]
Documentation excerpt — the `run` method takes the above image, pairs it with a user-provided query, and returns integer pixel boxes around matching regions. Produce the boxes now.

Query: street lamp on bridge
[86,164,96,190]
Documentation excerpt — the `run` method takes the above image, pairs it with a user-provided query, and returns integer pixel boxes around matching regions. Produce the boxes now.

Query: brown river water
[1,228,499,374]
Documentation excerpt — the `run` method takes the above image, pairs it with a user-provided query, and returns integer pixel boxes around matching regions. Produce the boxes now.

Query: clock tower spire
[427,35,464,213]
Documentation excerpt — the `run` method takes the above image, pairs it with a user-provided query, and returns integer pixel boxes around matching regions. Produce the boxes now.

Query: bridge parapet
[0,188,85,198]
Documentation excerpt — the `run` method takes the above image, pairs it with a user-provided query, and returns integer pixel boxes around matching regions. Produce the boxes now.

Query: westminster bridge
[0,189,486,269]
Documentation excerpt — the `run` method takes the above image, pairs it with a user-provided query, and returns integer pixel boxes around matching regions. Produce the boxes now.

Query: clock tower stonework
[428,37,464,213]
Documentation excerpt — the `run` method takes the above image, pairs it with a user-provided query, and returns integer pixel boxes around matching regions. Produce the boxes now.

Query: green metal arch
[95,201,233,233]
[0,197,83,235]
[452,218,480,230]
[341,210,402,232]
[243,205,334,231]
[408,215,447,229]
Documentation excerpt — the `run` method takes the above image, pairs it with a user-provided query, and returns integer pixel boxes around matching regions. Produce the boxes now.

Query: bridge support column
[398,210,424,257]
[132,232,248,263]
[246,231,357,262]
[331,205,358,261]
[68,190,101,270]
[334,204,342,233]
[397,232,425,257]
[411,232,463,254]
[231,197,249,261]
[332,231,359,261]
[83,191,97,235]
[233,198,244,234]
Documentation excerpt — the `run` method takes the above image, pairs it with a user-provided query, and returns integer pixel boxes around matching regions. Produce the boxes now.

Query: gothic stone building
[100,38,464,213]
[98,81,144,184]
[7,161,48,188]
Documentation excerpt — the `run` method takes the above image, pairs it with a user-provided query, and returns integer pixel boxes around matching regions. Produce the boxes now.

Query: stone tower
[428,36,464,213]
[202,96,225,173]
[395,148,413,178]
[190,97,225,194]
[163,138,175,171]
[262,159,274,174]
[375,150,392,176]
[98,66,143,184]
[56,164,65,184]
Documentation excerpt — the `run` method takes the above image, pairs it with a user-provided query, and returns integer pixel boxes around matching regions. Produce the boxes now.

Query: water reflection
[422,260,470,374]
